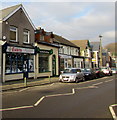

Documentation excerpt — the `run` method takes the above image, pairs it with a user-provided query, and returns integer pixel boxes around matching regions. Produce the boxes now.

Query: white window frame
[40,35,44,41]
[10,26,18,42]
[23,29,30,44]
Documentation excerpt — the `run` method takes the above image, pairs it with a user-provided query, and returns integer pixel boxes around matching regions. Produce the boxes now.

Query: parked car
[59,68,85,83]
[81,68,97,80]
[101,67,112,76]
[95,68,105,78]
[111,67,117,74]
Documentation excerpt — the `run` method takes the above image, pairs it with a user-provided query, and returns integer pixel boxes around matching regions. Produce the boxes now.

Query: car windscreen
[64,69,80,73]
[71,69,81,73]
[81,69,91,72]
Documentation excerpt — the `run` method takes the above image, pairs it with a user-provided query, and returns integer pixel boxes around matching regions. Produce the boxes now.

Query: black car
[81,68,97,80]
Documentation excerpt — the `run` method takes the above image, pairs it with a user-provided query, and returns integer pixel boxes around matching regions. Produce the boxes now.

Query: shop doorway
[52,55,56,76]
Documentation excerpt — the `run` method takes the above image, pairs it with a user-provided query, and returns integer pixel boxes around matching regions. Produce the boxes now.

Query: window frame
[10,26,18,42]
[23,29,30,44]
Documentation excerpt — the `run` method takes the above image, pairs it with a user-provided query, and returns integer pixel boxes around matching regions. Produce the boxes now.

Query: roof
[0,4,21,21]
[37,41,60,48]
[90,42,100,51]
[70,40,90,50]
[0,4,36,30]
[54,34,79,48]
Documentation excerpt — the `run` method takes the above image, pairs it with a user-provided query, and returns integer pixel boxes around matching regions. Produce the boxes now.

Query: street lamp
[99,35,103,68]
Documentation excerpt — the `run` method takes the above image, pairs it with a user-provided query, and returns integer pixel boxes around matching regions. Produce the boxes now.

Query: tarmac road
[2,75,116,119]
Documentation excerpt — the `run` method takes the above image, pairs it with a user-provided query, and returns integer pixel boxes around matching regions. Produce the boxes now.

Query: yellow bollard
[49,75,51,83]
[24,77,27,87]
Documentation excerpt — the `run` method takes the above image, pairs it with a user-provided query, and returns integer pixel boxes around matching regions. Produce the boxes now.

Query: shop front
[0,41,6,82]
[59,54,73,72]
[85,57,92,68]
[73,57,84,68]
[2,45,35,82]
[35,43,59,78]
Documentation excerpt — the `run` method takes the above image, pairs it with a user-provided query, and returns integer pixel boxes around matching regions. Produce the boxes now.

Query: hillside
[104,42,117,56]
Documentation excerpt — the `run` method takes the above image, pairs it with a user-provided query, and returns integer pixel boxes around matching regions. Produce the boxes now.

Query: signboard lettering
[6,46,34,54]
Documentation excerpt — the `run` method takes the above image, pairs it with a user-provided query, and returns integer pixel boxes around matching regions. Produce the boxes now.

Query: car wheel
[82,77,85,82]
[75,77,79,83]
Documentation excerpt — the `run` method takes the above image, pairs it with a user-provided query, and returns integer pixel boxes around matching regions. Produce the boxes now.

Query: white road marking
[34,88,75,107]
[105,79,113,83]
[49,83,55,86]
[76,86,98,89]
[109,104,117,120]
[34,96,45,106]
[1,76,114,112]
[92,82,103,86]
[19,88,29,92]
[0,105,33,112]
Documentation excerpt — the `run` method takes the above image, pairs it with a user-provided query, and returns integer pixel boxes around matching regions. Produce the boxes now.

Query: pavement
[0,76,59,92]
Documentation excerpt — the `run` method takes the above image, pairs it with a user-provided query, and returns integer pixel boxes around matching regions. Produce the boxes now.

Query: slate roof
[90,42,100,51]
[54,34,79,48]
[0,4,21,21]
[70,40,90,50]
[0,4,36,29]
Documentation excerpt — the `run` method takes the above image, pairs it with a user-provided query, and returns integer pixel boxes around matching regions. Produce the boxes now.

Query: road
[1,75,116,119]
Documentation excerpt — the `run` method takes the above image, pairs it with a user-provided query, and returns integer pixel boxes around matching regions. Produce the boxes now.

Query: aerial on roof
[70,40,90,50]
[0,4,36,29]
[54,34,79,48]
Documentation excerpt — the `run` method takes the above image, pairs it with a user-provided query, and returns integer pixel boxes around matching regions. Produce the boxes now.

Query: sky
[1,0,116,46]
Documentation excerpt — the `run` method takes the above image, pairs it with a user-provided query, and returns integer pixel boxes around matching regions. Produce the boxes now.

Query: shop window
[5,53,34,74]
[39,54,49,73]
[10,26,18,42]
[23,29,30,43]
[60,58,64,71]
[29,55,34,72]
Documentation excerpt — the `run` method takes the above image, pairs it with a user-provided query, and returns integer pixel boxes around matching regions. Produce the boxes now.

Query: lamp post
[99,35,103,68]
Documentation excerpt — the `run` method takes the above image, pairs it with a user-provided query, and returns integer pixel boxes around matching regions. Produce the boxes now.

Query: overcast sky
[1,0,116,46]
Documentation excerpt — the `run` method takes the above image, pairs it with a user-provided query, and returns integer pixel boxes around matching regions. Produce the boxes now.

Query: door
[52,55,56,76]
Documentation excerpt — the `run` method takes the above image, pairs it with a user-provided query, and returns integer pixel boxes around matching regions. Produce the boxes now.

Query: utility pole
[99,35,103,68]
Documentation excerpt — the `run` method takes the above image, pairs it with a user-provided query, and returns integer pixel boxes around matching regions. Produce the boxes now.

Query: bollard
[24,77,27,87]
[49,75,51,83]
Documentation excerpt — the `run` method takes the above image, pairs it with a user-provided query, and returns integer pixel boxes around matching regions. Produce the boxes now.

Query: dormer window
[23,29,30,43]
[10,26,18,42]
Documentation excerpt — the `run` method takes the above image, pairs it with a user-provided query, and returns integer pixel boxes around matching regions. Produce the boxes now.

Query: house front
[0,4,36,82]
[90,42,100,68]
[71,40,92,69]
[53,34,81,73]
[35,28,59,78]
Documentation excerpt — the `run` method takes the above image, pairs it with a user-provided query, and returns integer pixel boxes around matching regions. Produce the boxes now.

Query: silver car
[59,68,85,83]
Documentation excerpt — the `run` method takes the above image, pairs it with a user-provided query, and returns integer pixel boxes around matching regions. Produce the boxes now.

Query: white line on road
[19,88,30,92]
[105,79,113,83]
[34,96,46,106]
[1,85,99,111]
[109,104,117,120]
[49,83,55,86]
[2,76,114,112]
[34,88,75,107]
[92,82,103,86]
[0,105,34,112]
